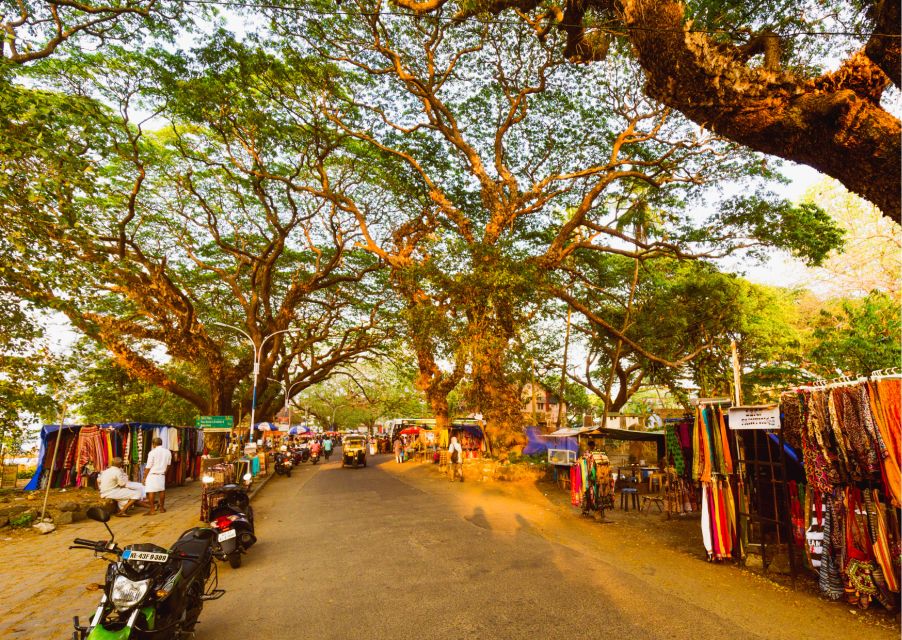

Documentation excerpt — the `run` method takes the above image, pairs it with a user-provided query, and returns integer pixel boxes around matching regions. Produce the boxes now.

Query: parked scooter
[71,507,223,639]
[274,449,293,477]
[205,473,256,569]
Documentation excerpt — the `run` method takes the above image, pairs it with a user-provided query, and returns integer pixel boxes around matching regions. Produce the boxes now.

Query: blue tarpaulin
[522,426,579,456]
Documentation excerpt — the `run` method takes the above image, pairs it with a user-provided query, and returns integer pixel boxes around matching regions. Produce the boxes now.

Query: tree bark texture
[620,0,901,222]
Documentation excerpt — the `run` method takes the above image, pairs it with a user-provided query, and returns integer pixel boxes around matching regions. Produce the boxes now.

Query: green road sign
[196,415,234,430]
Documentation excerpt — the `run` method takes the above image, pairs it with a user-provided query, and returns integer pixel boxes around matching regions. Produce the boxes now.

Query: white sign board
[728,405,781,430]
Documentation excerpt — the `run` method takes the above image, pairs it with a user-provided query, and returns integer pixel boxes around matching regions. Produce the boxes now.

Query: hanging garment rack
[869,367,901,380]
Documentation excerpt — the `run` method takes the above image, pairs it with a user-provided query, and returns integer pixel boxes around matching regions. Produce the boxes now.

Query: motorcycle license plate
[122,549,169,563]
[218,529,237,542]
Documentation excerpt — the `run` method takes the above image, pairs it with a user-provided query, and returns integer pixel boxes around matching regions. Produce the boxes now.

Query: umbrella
[400,427,421,435]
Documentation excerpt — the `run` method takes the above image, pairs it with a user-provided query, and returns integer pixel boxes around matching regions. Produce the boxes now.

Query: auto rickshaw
[342,435,367,468]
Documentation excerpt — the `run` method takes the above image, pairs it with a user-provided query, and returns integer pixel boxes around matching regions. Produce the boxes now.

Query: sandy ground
[0,453,898,639]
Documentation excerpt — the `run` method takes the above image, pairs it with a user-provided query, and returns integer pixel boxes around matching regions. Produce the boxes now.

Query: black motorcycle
[208,483,256,569]
[274,451,293,477]
[71,507,224,639]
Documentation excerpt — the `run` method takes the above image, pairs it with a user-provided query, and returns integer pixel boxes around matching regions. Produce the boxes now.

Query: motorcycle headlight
[111,575,151,611]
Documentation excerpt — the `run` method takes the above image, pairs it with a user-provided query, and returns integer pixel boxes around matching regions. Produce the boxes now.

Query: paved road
[199,452,897,640]
[0,451,895,639]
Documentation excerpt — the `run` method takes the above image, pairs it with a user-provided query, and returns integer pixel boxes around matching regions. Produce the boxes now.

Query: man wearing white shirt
[143,437,172,516]
[98,457,142,516]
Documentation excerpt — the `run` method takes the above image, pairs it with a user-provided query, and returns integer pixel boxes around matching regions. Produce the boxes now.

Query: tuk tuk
[342,435,367,468]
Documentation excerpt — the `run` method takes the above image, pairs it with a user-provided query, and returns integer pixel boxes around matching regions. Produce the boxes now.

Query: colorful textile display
[781,378,901,610]
[577,452,614,516]
[692,404,738,562]
[25,422,204,492]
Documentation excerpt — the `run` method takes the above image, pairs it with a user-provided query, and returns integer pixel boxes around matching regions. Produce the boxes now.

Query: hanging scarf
[665,424,685,475]
[867,380,901,507]
[717,407,733,475]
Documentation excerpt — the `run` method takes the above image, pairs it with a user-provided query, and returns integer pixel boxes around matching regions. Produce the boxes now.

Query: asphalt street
[1,449,895,639]
[198,451,897,640]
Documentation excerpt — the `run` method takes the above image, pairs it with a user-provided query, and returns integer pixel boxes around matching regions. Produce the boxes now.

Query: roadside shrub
[10,512,34,528]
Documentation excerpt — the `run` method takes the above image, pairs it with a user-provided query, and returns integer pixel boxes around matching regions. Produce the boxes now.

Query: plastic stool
[620,487,640,511]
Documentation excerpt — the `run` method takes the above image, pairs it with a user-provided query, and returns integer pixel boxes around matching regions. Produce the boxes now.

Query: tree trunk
[208,376,237,418]
[470,327,524,456]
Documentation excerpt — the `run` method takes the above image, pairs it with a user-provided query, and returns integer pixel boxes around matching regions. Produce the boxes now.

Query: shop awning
[581,426,665,442]
[541,427,595,438]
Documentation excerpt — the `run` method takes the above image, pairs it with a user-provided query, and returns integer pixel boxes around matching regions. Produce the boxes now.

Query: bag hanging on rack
[843,489,880,608]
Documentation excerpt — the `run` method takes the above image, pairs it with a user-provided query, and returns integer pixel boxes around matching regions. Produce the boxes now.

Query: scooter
[205,474,256,569]
[71,507,223,639]
[310,449,321,465]
[274,452,293,477]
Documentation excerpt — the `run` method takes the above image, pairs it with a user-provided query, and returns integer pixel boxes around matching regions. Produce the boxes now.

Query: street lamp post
[267,376,308,429]
[212,322,303,448]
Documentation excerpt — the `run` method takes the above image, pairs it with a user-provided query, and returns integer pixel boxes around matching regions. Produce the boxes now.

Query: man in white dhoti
[98,457,142,516]
[143,437,172,516]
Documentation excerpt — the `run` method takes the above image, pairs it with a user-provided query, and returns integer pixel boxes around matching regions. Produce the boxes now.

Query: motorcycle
[71,506,223,640]
[310,449,321,465]
[289,447,304,467]
[274,451,293,477]
[299,447,311,464]
[206,474,256,569]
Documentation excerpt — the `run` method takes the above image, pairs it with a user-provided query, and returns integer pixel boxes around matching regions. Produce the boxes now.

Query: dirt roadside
[381,458,900,639]
[0,474,271,639]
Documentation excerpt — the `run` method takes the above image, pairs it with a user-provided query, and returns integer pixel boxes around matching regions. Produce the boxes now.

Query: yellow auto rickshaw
[342,435,367,468]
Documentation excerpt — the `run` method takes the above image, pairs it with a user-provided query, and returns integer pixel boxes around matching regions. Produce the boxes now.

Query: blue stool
[620,487,640,511]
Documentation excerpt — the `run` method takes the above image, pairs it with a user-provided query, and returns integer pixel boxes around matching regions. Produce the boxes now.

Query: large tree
[260,4,841,450]
[393,0,901,221]
[0,49,389,419]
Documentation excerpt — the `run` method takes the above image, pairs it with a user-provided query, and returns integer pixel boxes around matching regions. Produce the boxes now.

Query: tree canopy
[0,0,896,452]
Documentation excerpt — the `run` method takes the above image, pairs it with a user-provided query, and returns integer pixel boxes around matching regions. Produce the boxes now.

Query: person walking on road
[98,457,143,516]
[323,436,333,460]
[393,438,403,464]
[143,437,172,516]
[449,436,463,482]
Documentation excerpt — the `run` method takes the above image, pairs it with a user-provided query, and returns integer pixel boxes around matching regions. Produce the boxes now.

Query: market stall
[778,374,900,610]
[25,422,205,491]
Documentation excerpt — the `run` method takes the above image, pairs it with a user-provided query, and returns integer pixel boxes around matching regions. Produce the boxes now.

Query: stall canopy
[523,426,581,455]
[255,422,283,432]
[449,423,483,438]
[581,426,666,460]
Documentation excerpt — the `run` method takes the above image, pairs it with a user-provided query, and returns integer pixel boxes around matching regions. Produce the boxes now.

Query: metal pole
[39,403,68,522]
[249,344,260,449]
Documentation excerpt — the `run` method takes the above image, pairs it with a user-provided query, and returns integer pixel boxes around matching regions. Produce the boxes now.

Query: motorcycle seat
[171,530,214,579]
